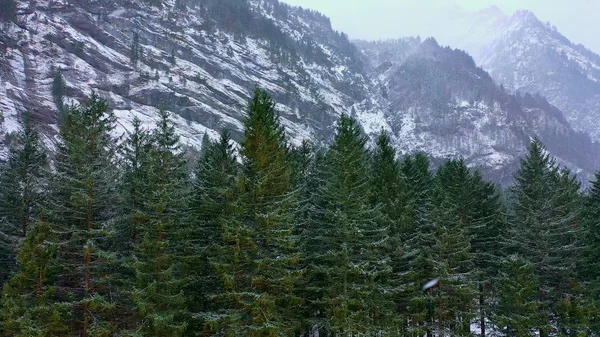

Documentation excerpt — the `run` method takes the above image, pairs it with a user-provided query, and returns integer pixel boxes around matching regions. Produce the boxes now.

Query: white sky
[280,0,600,54]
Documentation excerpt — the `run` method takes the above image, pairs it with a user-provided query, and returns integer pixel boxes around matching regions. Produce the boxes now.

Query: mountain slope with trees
[0,0,599,183]
[0,89,598,336]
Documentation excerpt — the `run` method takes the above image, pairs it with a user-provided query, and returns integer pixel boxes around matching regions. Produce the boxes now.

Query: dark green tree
[431,159,477,336]
[0,112,47,290]
[45,93,120,336]
[51,69,66,116]
[169,48,177,66]
[0,214,70,336]
[582,172,600,333]
[467,171,505,337]
[397,153,437,337]
[237,88,301,336]
[186,130,239,335]
[495,255,540,337]
[505,139,585,336]
[131,109,188,337]
[113,117,154,332]
[304,114,395,335]
[369,130,409,330]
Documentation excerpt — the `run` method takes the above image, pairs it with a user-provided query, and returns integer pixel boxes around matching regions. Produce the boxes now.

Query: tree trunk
[480,282,485,337]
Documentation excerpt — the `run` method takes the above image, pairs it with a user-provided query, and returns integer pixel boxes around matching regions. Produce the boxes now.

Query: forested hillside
[0,90,598,336]
[1,0,600,183]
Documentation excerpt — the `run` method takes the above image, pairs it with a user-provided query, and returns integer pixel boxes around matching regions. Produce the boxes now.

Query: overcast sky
[280,0,600,54]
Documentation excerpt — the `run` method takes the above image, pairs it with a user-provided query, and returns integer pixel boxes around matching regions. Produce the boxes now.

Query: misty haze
[0,0,599,336]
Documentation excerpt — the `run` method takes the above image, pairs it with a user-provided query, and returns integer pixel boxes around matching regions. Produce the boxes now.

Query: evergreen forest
[0,89,599,337]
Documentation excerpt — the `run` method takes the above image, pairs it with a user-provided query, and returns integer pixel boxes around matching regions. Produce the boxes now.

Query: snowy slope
[450,7,600,142]
[0,0,598,184]
[358,38,600,183]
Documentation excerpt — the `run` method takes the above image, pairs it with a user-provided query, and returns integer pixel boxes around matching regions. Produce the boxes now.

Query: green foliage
[0,112,47,290]
[0,215,70,336]
[0,90,597,337]
[185,130,239,334]
[582,172,600,333]
[369,130,408,330]
[112,117,154,332]
[496,255,540,337]
[397,152,437,336]
[169,48,176,66]
[131,109,188,337]
[303,115,395,335]
[45,93,120,336]
[51,69,66,117]
[502,138,586,335]
[229,88,301,335]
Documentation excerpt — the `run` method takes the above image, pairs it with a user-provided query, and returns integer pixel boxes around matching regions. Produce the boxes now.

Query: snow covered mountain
[450,7,600,142]
[358,37,600,183]
[0,0,598,183]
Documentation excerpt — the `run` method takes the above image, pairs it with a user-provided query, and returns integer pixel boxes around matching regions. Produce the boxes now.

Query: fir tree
[369,130,409,330]
[114,117,154,332]
[45,93,120,336]
[582,172,600,333]
[304,114,395,335]
[52,69,66,117]
[131,32,141,69]
[169,48,177,66]
[505,139,585,336]
[237,88,301,336]
[398,153,437,337]
[431,159,477,335]
[0,112,47,290]
[496,255,540,337]
[186,130,239,335]
[467,171,504,337]
[118,117,156,250]
[0,214,70,336]
[131,109,188,337]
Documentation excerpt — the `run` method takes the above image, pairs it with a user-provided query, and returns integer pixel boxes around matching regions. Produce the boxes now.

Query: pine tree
[505,139,585,336]
[113,117,154,332]
[369,130,409,331]
[44,93,120,336]
[304,114,394,335]
[52,69,66,117]
[131,109,188,337]
[237,88,301,336]
[496,255,540,337]
[0,112,47,290]
[169,48,177,66]
[582,172,600,333]
[467,171,504,337]
[397,153,437,337]
[430,159,477,336]
[186,130,239,335]
[0,214,70,336]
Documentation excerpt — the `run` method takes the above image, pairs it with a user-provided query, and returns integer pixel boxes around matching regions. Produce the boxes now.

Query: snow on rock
[0,0,598,184]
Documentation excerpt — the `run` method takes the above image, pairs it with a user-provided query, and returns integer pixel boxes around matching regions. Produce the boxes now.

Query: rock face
[358,38,600,183]
[450,7,600,142]
[0,0,598,183]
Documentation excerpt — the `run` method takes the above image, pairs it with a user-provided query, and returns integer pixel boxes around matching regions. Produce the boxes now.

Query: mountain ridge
[450,6,600,142]
[0,0,598,184]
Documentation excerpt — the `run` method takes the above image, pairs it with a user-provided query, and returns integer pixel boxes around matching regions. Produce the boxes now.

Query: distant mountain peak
[475,5,505,19]
[510,9,541,26]
[450,5,600,142]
